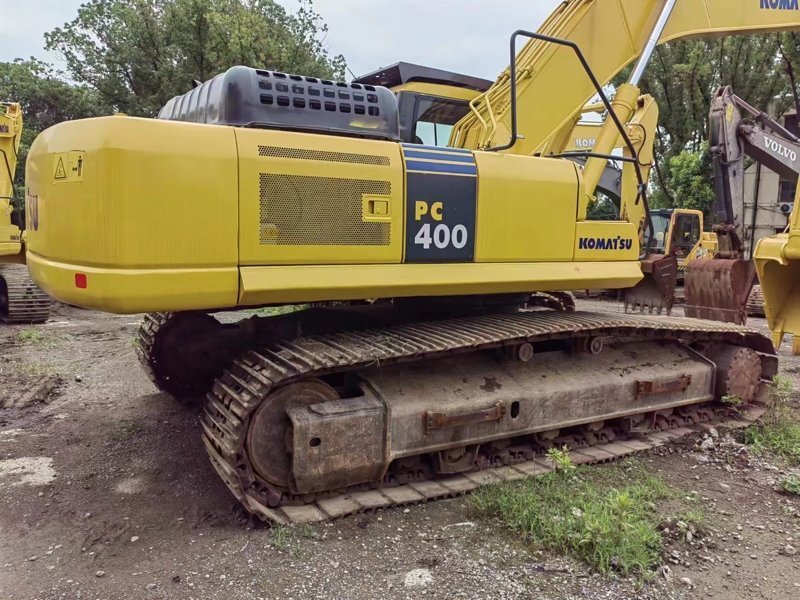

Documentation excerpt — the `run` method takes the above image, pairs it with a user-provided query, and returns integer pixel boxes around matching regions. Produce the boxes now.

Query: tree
[628,34,799,210]
[662,143,716,217]
[45,0,347,116]
[0,59,105,207]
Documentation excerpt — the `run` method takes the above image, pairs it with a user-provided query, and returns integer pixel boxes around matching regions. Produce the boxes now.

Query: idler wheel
[245,379,339,490]
[709,345,762,404]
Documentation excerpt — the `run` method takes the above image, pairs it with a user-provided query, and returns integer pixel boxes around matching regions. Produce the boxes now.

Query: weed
[268,524,316,555]
[253,304,309,317]
[15,362,59,377]
[469,459,678,577]
[16,328,47,345]
[782,475,800,496]
[722,394,744,409]
[269,526,292,550]
[669,508,707,530]
[546,446,575,472]
[744,376,800,464]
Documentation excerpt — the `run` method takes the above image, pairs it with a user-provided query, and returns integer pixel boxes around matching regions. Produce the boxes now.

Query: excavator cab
[353,62,492,148]
[668,210,702,260]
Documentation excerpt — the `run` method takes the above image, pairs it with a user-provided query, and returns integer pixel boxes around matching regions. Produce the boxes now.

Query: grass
[14,362,60,377]
[252,304,309,317]
[16,327,48,345]
[782,475,800,496]
[744,376,800,465]
[268,524,316,555]
[469,458,686,578]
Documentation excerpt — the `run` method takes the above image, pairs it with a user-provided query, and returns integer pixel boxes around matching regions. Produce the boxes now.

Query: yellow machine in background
[0,102,50,323]
[757,203,800,354]
[22,0,799,523]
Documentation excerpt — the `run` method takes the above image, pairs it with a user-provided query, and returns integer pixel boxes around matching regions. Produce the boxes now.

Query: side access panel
[236,129,404,266]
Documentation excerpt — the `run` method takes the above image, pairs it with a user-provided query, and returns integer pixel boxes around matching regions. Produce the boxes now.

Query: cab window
[413,96,470,147]
[650,213,671,253]
[670,213,701,257]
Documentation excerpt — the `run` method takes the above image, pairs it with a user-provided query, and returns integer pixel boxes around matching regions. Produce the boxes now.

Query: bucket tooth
[623,254,677,316]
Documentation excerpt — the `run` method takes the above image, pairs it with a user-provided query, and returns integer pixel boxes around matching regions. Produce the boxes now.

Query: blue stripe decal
[403,150,476,163]
[405,160,477,175]
[401,143,472,154]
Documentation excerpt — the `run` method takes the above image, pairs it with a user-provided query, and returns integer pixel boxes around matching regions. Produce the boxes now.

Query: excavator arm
[685,86,800,328]
[709,86,800,238]
[451,0,800,156]
[0,102,23,259]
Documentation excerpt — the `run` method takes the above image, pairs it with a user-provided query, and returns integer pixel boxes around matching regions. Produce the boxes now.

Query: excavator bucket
[623,254,677,315]
[754,232,800,355]
[684,259,756,325]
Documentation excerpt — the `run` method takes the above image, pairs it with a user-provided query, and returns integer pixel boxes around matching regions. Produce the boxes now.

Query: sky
[0,0,563,81]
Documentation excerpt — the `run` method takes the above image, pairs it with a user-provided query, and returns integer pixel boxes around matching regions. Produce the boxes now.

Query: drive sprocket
[136,312,238,401]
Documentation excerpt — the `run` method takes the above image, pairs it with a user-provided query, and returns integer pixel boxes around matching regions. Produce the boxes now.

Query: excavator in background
[21,1,800,524]
[693,86,800,351]
[684,87,800,325]
[0,102,50,323]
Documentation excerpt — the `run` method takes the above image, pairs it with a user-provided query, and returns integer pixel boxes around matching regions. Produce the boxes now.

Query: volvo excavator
[693,86,800,350]
[21,1,800,523]
[684,86,800,326]
[0,102,50,323]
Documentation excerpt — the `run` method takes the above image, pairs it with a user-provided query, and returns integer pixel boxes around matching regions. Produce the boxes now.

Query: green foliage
[470,460,675,577]
[650,143,716,217]
[587,196,619,221]
[0,59,104,207]
[744,376,800,464]
[268,524,316,555]
[782,475,800,496]
[721,393,745,409]
[625,35,800,210]
[546,446,575,473]
[44,0,347,116]
[15,327,48,345]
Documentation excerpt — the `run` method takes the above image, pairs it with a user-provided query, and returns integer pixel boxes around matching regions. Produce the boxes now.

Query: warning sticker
[53,151,85,183]
[53,157,67,180]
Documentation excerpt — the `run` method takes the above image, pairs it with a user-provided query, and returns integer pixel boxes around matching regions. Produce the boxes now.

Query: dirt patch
[0,373,63,409]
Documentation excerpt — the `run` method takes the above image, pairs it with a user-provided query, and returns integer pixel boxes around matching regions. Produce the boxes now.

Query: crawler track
[0,265,50,324]
[747,285,766,318]
[201,311,776,525]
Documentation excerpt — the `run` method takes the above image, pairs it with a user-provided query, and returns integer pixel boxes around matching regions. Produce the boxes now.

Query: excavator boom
[452,0,800,155]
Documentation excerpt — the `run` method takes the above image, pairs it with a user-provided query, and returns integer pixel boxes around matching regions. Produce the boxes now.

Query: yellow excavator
[21,1,800,523]
[0,102,50,323]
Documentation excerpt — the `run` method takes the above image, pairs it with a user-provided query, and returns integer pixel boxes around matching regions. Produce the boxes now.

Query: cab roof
[354,62,493,92]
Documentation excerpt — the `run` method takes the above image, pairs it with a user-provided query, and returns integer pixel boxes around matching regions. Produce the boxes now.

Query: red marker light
[75,273,87,289]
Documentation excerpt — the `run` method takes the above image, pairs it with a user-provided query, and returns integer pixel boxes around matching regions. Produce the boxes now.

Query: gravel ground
[0,300,798,599]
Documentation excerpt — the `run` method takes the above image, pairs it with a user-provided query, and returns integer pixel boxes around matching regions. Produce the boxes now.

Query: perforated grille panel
[258,146,390,166]
[259,174,391,246]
